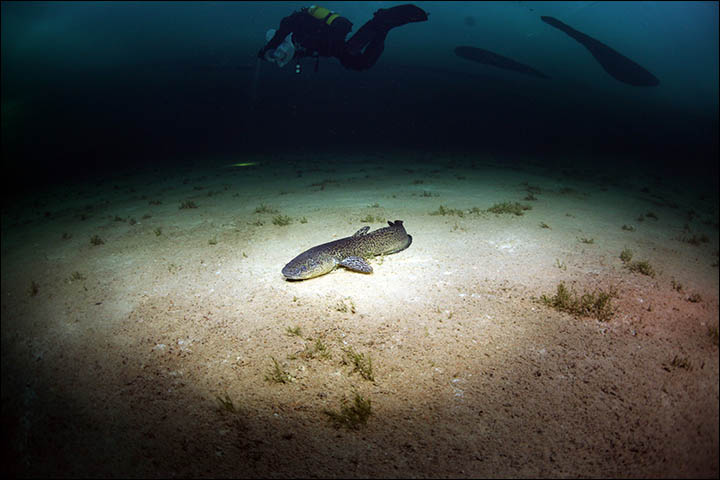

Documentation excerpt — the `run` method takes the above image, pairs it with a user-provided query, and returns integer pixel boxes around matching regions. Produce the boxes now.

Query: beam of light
[225,162,260,167]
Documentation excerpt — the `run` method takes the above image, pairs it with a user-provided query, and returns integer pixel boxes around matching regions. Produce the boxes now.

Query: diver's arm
[257,12,301,58]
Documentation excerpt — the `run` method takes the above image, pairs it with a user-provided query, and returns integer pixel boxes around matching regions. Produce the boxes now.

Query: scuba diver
[257,4,428,72]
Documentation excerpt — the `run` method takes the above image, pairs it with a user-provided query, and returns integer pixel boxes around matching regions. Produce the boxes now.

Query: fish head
[282,250,336,280]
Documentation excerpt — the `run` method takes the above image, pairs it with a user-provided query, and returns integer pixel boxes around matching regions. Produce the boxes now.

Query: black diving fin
[372,4,428,30]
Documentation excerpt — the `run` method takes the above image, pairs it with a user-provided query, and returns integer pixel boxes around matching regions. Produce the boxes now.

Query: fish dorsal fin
[353,226,370,237]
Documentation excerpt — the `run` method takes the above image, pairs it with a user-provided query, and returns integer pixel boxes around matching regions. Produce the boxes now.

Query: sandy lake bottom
[2,151,718,477]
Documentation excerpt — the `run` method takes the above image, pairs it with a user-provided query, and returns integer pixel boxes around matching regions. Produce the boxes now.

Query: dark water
[2,1,718,197]
[1,4,719,478]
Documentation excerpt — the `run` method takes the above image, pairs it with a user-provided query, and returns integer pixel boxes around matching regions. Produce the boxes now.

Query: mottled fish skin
[282,220,413,280]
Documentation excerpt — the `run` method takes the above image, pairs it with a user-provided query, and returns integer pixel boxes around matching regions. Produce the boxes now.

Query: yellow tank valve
[307,5,339,25]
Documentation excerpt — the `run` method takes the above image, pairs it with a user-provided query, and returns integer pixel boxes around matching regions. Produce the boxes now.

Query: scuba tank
[307,5,340,25]
[300,5,343,74]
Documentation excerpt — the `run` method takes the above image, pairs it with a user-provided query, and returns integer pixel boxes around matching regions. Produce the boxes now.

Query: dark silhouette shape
[541,16,659,86]
[258,4,428,72]
[454,46,550,79]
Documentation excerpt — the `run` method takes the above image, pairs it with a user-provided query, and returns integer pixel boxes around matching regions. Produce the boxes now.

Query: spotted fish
[282,220,413,280]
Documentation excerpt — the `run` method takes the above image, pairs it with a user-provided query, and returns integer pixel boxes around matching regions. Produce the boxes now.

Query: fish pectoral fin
[339,256,373,274]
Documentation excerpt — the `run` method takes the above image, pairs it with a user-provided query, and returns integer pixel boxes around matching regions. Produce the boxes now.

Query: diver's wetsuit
[258,4,428,71]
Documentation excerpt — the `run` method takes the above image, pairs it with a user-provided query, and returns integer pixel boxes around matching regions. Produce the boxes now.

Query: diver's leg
[346,4,427,54]
[340,4,428,70]
[340,32,388,70]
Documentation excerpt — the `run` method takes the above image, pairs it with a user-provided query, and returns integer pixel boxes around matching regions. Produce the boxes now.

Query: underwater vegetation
[254,204,279,214]
[264,357,294,384]
[708,325,719,346]
[90,235,105,246]
[687,293,702,303]
[324,392,373,430]
[111,215,138,225]
[429,201,532,217]
[541,282,616,322]
[253,204,292,225]
[257,324,376,430]
[429,205,467,217]
[342,348,375,382]
[285,326,302,337]
[522,182,543,194]
[679,233,710,246]
[301,338,332,360]
[417,190,439,197]
[360,214,385,223]
[669,355,693,371]
[627,260,655,277]
[619,249,656,277]
[215,392,238,414]
[69,271,86,282]
[310,179,340,191]
[486,202,532,216]
[272,215,292,226]
[335,298,357,314]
